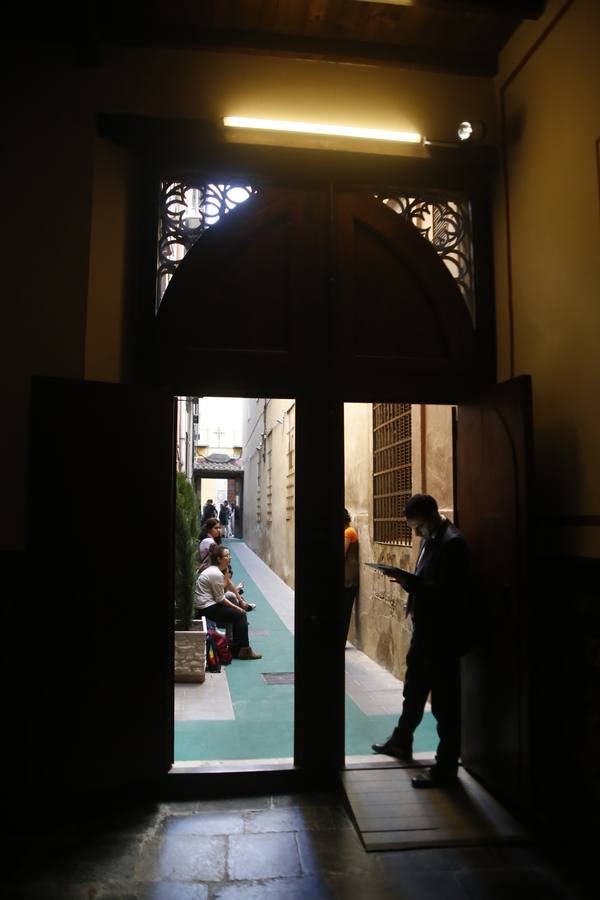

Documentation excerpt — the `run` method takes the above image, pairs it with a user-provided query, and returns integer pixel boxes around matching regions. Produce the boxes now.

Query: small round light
[457,121,473,142]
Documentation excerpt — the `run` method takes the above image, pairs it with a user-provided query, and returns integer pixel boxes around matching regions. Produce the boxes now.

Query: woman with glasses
[195,543,262,660]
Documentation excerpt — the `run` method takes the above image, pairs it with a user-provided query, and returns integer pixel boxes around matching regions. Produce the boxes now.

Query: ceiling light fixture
[457,121,486,142]
[224,116,422,145]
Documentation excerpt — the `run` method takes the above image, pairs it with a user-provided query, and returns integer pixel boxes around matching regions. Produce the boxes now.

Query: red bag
[205,634,221,673]
[207,629,233,665]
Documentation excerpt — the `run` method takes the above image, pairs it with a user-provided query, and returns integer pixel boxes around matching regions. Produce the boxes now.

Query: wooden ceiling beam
[352,0,546,17]
[111,29,500,77]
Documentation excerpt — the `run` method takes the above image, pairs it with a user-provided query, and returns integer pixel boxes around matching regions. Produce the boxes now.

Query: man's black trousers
[396,633,461,775]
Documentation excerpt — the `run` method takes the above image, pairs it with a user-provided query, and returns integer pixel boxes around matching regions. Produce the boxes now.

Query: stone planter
[175,616,207,683]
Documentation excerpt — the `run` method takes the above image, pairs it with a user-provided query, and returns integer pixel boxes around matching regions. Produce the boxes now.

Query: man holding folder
[369,493,472,788]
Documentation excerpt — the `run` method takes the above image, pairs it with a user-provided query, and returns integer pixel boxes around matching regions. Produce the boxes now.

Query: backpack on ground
[207,628,233,666]
[205,633,221,673]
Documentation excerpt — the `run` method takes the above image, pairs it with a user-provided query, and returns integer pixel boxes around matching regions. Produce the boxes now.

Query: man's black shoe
[411,767,459,789]
[371,736,413,761]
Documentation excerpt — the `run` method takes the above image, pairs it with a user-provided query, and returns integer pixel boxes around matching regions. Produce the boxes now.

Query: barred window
[373,403,412,545]
[256,453,262,524]
[266,437,273,526]
[286,403,295,522]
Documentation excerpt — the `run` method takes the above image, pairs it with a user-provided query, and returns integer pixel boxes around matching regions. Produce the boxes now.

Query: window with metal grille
[256,453,262,524]
[377,193,475,323]
[286,403,295,522]
[373,403,412,545]
[156,182,255,311]
[266,438,273,525]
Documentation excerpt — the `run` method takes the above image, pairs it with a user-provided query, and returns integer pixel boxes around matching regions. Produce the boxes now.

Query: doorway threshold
[345,751,434,770]
[170,758,295,774]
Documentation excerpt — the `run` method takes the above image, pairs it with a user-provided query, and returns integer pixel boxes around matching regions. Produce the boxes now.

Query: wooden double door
[27,188,533,814]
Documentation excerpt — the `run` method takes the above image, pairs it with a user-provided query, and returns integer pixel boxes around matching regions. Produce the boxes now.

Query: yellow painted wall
[242,398,295,588]
[494,0,600,557]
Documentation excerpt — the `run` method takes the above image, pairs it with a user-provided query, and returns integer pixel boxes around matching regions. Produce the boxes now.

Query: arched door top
[154,188,478,398]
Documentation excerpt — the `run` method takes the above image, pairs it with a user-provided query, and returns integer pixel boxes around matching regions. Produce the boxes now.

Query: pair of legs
[388,636,461,776]
[203,603,249,652]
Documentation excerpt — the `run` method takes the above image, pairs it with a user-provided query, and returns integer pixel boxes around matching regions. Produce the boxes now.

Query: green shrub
[174,472,199,631]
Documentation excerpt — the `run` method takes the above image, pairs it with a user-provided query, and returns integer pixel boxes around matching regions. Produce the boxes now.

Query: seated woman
[195,544,262,660]
[198,517,221,570]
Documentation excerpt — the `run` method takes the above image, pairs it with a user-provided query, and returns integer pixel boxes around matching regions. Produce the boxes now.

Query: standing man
[219,500,232,537]
[372,493,472,788]
[202,498,218,524]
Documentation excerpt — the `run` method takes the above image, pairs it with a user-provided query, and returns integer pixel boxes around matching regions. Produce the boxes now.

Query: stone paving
[3,791,595,899]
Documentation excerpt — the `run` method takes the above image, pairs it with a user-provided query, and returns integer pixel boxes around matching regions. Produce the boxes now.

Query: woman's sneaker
[244,602,256,611]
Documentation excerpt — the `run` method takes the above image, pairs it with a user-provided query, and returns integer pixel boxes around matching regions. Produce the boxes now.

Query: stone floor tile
[457,866,589,900]
[379,845,519,874]
[72,884,210,900]
[213,875,333,899]
[329,805,355,830]
[227,832,302,880]
[136,834,226,882]
[162,811,244,836]
[183,795,272,814]
[295,827,383,879]
[155,801,205,818]
[136,883,210,900]
[2,882,99,900]
[328,867,469,900]
[271,791,340,809]
[243,806,335,833]
[23,835,143,885]
[64,803,164,839]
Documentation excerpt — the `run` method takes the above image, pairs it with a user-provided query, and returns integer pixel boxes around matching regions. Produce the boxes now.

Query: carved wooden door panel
[331,192,476,395]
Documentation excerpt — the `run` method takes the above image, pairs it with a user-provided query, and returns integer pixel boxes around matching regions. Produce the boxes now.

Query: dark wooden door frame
[96,118,503,795]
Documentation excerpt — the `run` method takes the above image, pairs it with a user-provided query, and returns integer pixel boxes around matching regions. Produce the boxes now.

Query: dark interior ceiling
[90,0,547,76]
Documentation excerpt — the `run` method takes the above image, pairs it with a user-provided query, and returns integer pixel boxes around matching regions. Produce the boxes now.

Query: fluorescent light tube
[224,116,422,145]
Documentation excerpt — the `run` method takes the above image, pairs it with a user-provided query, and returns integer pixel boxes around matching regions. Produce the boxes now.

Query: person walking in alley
[219,500,232,537]
[371,493,472,788]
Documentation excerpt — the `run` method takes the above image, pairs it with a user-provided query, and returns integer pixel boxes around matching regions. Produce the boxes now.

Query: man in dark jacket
[202,499,218,523]
[372,493,472,788]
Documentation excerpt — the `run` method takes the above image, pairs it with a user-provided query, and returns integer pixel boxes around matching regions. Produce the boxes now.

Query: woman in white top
[195,544,262,660]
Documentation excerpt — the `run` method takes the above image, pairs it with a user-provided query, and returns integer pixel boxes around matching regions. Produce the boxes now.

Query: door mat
[342,767,530,851]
